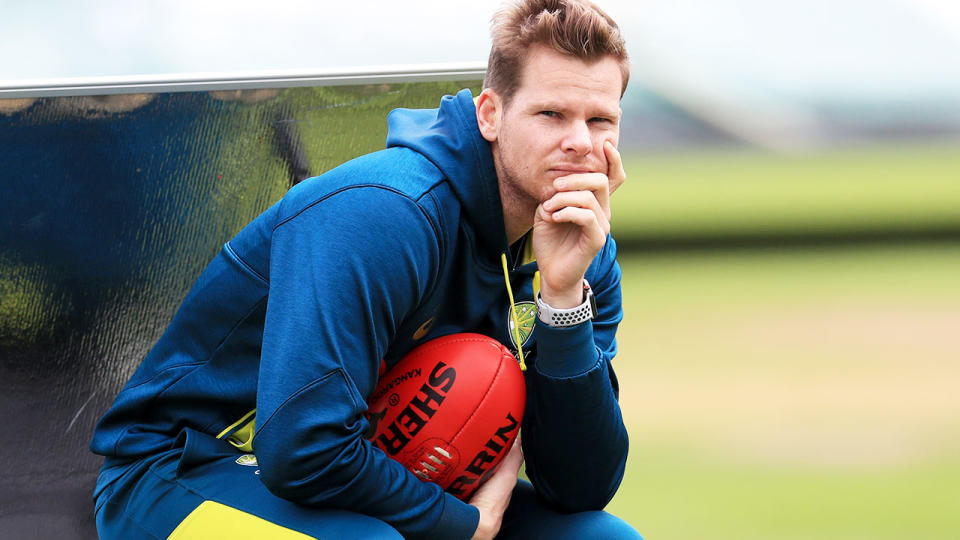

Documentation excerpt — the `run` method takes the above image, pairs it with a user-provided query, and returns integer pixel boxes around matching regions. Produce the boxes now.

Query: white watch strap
[536,281,597,327]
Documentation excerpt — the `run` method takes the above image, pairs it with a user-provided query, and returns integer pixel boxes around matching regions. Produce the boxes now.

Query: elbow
[256,452,306,502]
[542,468,625,513]
[254,430,360,505]
[253,368,370,502]
[256,444,352,504]
[530,436,629,513]
[254,441,315,502]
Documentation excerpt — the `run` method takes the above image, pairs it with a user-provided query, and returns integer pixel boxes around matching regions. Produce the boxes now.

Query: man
[91,1,641,538]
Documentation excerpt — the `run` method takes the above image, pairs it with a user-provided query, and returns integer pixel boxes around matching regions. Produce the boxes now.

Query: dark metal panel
[0,78,481,538]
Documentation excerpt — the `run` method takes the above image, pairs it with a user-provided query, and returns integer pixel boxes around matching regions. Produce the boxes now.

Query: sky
[2,0,959,106]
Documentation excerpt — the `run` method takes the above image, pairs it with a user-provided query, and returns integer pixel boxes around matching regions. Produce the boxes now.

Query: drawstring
[500,253,528,371]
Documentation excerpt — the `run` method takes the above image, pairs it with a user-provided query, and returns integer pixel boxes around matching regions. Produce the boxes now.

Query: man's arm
[252,185,479,540]
[524,141,630,510]
[523,242,627,511]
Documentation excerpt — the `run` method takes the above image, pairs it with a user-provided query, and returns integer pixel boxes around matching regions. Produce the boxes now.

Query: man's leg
[95,429,402,539]
[497,480,642,540]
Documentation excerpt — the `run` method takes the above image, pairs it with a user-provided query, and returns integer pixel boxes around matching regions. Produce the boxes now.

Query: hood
[385,88,507,260]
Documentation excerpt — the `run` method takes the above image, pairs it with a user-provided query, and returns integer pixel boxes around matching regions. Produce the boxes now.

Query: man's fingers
[542,190,604,217]
[500,437,524,471]
[468,440,523,540]
[553,172,608,192]
[541,190,610,236]
[540,205,610,240]
[603,141,626,195]
[476,438,524,503]
[552,173,611,220]
[469,438,524,509]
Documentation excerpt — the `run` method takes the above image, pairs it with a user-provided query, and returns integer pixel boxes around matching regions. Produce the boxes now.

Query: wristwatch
[536,280,598,327]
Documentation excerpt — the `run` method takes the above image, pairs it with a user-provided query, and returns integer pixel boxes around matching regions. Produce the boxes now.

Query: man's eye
[590,117,613,124]
[540,111,559,118]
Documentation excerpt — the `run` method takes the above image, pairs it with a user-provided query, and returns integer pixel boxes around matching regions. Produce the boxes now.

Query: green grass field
[612,142,960,240]
[603,143,960,539]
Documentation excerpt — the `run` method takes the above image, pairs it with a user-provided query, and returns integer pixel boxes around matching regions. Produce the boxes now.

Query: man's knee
[308,510,404,540]
[523,509,641,540]
[566,511,643,540]
[499,480,641,539]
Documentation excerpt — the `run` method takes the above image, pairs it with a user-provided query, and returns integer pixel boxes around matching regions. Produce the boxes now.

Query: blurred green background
[605,145,960,539]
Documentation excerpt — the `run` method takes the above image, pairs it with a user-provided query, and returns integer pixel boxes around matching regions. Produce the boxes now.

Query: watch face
[581,280,598,320]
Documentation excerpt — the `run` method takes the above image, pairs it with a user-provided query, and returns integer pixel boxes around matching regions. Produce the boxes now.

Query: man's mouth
[548,164,600,175]
[547,166,596,176]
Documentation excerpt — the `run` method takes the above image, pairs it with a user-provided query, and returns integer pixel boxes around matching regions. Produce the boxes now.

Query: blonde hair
[485,0,630,103]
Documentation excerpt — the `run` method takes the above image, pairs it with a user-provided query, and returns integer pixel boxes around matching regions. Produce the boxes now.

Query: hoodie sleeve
[522,236,629,512]
[252,185,479,540]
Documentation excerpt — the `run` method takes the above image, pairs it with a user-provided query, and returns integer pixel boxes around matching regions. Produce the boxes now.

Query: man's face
[480,45,623,210]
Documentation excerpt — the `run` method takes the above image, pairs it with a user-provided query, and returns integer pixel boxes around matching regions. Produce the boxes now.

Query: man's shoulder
[292,147,448,203]
[272,147,460,232]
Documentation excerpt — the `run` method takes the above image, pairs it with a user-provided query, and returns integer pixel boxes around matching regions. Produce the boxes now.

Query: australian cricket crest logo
[507,301,536,353]
[235,454,258,467]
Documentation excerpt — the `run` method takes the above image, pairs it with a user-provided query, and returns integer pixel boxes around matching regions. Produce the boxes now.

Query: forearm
[522,322,629,512]
[254,391,479,539]
[254,186,480,537]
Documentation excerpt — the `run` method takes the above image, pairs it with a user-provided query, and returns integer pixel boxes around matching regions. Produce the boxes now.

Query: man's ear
[476,88,501,143]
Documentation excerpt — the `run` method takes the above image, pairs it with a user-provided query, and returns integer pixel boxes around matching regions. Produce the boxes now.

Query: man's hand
[533,141,626,308]
[469,438,524,540]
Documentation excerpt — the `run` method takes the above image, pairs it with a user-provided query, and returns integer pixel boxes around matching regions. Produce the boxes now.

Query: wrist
[471,518,498,540]
[536,280,597,328]
[470,505,503,540]
[538,282,584,309]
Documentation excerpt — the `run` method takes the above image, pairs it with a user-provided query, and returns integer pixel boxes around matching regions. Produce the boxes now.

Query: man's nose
[561,121,592,156]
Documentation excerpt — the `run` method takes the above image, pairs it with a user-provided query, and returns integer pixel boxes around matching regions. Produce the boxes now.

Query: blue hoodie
[90,89,628,539]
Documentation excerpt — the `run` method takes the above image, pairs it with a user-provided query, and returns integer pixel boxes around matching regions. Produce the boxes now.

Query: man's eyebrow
[528,101,564,111]
[529,101,619,118]
[585,105,620,120]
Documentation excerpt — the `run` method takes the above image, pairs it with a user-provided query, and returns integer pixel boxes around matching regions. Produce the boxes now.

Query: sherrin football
[365,333,526,500]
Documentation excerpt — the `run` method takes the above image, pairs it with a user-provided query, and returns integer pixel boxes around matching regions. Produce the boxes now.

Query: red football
[366,333,526,500]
